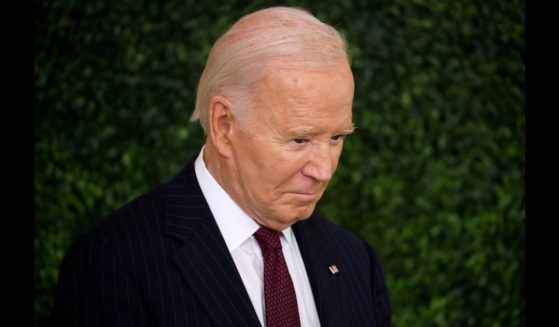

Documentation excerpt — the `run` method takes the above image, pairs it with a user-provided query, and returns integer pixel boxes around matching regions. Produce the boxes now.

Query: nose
[301,144,337,182]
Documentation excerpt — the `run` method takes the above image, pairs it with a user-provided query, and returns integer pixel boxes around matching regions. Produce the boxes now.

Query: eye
[292,138,307,145]
[331,134,344,142]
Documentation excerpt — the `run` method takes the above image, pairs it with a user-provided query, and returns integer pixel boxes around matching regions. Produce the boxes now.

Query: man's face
[226,64,355,230]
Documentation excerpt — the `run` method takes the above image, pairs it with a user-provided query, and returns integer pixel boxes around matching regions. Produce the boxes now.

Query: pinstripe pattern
[51,159,392,326]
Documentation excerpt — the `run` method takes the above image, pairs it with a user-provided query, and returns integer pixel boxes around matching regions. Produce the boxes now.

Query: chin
[287,204,316,222]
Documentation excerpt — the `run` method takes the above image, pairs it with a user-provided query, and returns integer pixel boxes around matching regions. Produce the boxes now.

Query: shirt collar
[281,226,295,248]
[194,147,296,251]
[194,147,259,252]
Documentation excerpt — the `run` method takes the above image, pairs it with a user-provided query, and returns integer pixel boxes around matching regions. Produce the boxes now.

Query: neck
[202,141,292,232]
[203,141,226,187]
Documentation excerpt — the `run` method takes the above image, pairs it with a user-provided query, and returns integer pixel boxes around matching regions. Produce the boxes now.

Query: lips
[289,190,323,201]
[293,191,318,195]
[291,184,325,196]
[283,184,325,200]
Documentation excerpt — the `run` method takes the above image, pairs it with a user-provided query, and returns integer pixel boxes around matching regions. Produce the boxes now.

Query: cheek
[331,152,341,171]
[331,144,344,166]
[251,154,306,194]
[238,149,282,187]
[279,163,306,184]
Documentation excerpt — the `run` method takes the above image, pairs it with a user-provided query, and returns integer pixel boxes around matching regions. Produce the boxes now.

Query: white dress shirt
[194,148,321,327]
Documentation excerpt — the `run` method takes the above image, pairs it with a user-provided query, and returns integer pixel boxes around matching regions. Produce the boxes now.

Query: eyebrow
[289,124,356,137]
[339,124,357,135]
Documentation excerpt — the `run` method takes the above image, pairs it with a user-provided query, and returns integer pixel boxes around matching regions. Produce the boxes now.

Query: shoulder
[304,213,388,285]
[86,185,165,244]
[308,214,392,324]
[310,214,376,256]
[72,159,197,251]
[65,159,200,263]
[61,184,166,266]
[311,214,361,241]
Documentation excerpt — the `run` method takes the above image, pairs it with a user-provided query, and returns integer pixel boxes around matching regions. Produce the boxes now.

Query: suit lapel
[293,216,346,327]
[163,161,261,327]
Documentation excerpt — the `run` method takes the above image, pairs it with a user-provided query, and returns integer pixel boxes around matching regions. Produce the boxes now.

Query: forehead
[259,64,353,96]
[254,65,354,119]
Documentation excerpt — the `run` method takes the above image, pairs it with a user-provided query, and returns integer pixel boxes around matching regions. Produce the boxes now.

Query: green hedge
[35,0,524,326]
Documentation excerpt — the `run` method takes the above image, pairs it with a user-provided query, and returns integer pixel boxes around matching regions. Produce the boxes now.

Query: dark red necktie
[254,227,301,327]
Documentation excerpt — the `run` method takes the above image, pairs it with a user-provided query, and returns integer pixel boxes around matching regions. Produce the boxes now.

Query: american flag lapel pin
[328,265,339,275]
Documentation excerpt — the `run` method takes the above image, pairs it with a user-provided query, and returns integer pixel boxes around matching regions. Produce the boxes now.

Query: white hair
[190,6,351,133]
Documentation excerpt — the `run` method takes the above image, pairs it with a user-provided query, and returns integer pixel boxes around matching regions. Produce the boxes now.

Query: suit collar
[293,216,345,327]
[162,158,344,327]
[163,160,262,327]
[194,148,261,252]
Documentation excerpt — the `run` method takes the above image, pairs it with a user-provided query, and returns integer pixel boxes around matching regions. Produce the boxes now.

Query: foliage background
[35,0,524,326]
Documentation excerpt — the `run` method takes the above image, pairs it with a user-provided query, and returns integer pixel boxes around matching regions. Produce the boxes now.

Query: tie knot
[254,227,282,252]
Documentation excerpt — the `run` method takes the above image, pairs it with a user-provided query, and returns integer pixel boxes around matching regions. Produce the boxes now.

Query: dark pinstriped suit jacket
[51,159,392,327]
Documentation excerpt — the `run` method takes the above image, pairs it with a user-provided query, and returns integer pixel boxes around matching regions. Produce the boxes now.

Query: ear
[208,95,235,157]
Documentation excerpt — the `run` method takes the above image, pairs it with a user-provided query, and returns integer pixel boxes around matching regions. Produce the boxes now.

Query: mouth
[288,191,322,201]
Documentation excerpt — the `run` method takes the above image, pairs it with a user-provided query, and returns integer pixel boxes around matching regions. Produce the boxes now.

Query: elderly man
[51,7,392,327]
